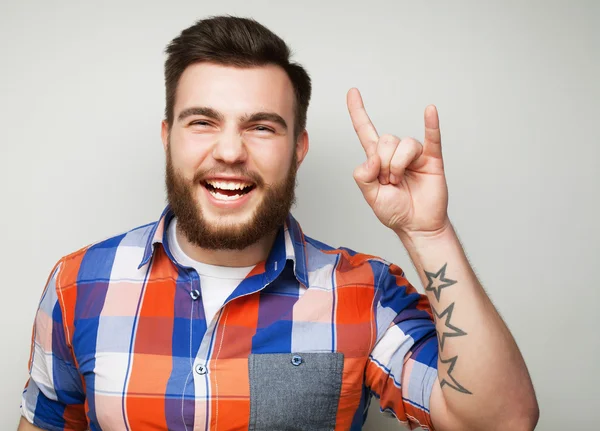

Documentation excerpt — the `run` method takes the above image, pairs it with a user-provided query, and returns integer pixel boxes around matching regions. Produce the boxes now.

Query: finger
[353,153,381,205]
[347,88,379,157]
[389,137,423,184]
[377,134,401,185]
[423,105,442,159]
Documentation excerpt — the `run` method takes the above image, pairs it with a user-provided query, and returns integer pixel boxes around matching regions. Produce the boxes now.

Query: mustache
[193,165,265,187]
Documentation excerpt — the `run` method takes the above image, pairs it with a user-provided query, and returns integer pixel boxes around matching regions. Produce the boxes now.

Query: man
[18,15,538,431]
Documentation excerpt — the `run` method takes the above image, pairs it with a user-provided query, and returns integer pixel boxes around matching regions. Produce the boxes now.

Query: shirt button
[190,289,200,300]
[195,364,207,375]
[291,355,303,366]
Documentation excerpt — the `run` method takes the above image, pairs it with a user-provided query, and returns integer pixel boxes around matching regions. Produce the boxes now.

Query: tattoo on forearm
[424,263,456,302]
[439,355,472,395]
[424,264,472,394]
[432,303,467,350]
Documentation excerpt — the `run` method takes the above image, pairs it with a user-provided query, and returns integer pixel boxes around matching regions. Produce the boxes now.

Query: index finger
[347,88,379,157]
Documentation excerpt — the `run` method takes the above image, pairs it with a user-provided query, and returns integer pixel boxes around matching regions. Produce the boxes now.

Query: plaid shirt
[21,206,439,431]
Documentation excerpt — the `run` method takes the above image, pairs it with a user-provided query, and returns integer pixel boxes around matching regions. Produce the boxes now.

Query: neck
[175,225,277,267]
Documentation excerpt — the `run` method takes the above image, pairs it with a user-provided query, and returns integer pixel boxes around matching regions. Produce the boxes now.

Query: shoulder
[53,220,158,288]
[301,233,404,289]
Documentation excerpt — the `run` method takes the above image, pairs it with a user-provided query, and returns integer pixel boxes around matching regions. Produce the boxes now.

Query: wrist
[395,218,454,248]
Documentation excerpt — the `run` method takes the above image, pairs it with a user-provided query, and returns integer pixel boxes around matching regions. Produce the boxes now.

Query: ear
[161,120,170,152]
[294,130,310,168]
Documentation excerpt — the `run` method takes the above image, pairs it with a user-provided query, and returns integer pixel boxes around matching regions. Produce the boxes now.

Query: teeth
[206,180,252,190]
[208,190,246,201]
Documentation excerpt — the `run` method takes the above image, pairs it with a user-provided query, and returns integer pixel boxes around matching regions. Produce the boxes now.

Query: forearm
[397,221,538,430]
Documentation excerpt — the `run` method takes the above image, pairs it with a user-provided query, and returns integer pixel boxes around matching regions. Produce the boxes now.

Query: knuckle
[396,144,413,157]
[392,148,413,163]
[380,134,400,145]
[401,137,421,148]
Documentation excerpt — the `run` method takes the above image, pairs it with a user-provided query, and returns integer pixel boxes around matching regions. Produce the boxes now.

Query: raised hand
[347,88,450,237]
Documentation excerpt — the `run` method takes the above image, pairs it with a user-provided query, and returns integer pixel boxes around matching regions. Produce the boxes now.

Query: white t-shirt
[167,218,255,324]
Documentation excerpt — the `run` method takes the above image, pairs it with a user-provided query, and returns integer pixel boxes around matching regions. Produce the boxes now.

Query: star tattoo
[432,303,467,350]
[439,354,472,395]
[425,263,457,302]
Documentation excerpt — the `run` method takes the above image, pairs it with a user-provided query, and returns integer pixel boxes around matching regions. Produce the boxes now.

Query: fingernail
[390,174,397,184]
[378,175,384,183]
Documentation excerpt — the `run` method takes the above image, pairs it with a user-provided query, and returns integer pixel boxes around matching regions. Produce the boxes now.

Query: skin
[348,89,539,430]
[162,63,308,267]
[19,65,539,431]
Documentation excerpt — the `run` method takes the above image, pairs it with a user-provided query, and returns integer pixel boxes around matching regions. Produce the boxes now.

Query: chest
[71,278,375,430]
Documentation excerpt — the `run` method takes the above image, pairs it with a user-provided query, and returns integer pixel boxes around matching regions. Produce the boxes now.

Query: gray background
[1,0,598,429]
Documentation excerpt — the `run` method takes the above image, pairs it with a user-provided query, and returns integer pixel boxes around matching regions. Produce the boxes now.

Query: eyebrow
[177,107,224,122]
[177,106,288,131]
[241,112,288,131]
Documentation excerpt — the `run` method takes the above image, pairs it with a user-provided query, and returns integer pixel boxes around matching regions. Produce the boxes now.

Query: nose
[211,129,247,164]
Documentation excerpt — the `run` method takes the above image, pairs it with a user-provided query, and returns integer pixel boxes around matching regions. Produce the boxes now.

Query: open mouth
[203,179,256,201]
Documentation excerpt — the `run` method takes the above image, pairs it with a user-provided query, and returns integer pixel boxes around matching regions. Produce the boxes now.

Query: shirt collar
[138,205,309,287]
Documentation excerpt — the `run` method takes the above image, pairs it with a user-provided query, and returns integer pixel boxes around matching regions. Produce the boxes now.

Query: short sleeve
[365,262,439,430]
[20,261,88,431]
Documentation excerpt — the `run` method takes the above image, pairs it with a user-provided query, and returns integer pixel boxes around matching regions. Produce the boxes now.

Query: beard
[165,146,297,250]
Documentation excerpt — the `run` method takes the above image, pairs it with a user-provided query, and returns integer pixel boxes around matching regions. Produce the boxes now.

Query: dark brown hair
[164,15,311,139]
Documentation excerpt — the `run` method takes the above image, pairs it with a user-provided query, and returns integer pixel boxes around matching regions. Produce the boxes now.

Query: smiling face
[162,62,308,250]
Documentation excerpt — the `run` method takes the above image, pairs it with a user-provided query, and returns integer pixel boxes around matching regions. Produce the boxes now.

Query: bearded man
[18,15,538,431]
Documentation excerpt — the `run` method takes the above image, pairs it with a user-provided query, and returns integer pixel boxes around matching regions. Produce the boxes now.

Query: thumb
[353,154,381,204]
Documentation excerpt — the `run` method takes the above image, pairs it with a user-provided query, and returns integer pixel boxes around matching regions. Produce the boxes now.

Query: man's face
[162,63,308,250]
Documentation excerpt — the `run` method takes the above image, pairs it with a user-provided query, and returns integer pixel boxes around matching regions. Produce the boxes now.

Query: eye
[253,125,275,133]
[190,120,211,127]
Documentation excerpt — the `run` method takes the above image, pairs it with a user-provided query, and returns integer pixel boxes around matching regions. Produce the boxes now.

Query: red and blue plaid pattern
[21,206,438,430]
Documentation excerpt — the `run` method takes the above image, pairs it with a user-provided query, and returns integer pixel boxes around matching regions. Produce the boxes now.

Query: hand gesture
[347,88,450,236]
